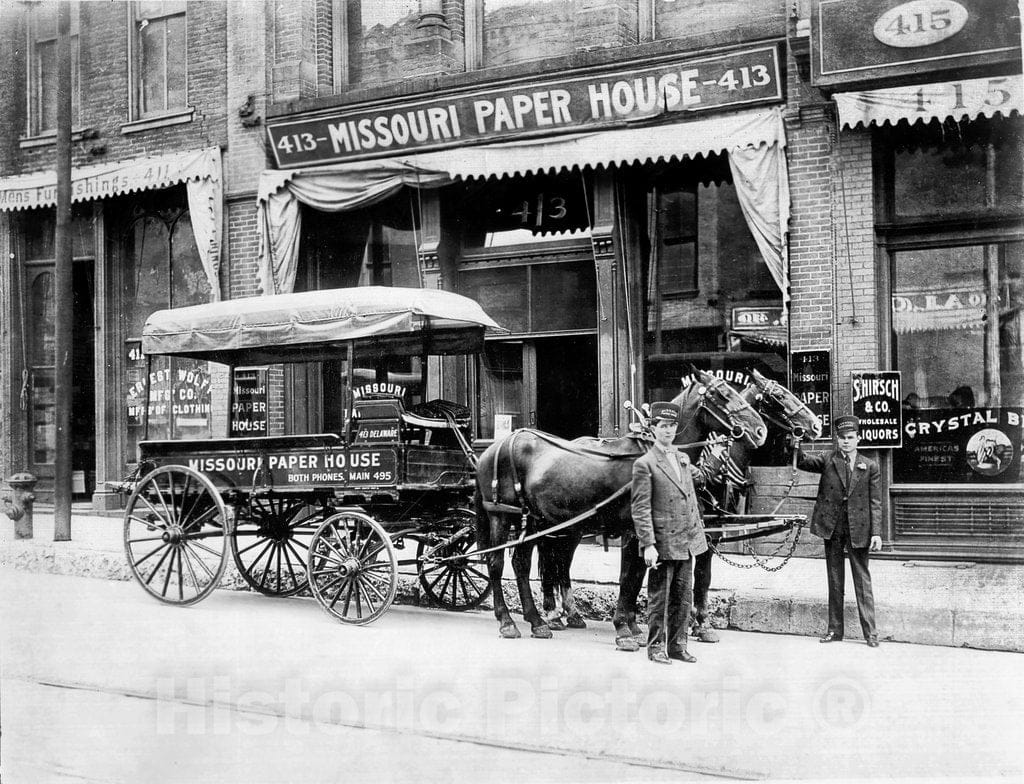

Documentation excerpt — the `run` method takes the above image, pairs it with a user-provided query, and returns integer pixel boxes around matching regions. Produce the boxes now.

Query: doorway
[479,334,598,440]
[25,261,96,498]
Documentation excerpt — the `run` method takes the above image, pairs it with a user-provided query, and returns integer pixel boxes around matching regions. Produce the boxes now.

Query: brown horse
[689,368,823,641]
[474,369,768,639]
[530,368,822,643]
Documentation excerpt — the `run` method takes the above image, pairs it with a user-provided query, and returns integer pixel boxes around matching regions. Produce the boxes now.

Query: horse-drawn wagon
[120,286,503,624]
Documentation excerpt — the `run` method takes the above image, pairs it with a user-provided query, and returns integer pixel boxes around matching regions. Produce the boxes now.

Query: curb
[3,541,1022,652]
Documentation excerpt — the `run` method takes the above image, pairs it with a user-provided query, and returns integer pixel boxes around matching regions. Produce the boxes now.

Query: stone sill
[120,107,195,135]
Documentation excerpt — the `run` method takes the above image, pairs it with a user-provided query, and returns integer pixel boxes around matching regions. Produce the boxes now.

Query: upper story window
[132,1,187,118]
[27,1,80,136]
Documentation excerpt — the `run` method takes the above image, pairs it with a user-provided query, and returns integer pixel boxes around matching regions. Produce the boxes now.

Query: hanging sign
[267,45,781,166]
[812,0,1021,87]
[732,306,785,331]
[895,407,1022,483]
[791,350,832,439]
[852,371,903,448]
[231,367,269,436]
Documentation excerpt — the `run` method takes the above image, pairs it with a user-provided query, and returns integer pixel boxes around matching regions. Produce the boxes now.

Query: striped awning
[835,74,1023,130]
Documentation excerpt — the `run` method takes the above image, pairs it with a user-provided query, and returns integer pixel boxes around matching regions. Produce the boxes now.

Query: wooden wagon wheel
[416,509,491,611]
[307,510,398,625]
[123,465,229,606]
[231,496,322,596]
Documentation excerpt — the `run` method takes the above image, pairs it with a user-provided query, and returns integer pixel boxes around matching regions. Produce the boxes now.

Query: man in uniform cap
[630,400,718,664]
[796,414,882,647]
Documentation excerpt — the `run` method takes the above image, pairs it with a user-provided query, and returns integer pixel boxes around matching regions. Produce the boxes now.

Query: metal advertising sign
[791,350,833,439]
[267,45,781,167]
[894,407,1022,483]
[812,0,1020,87]
[852,371,903,448]
[230,367,269,436]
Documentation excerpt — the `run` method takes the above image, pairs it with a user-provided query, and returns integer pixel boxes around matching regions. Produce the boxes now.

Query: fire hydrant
[3,472,38,539]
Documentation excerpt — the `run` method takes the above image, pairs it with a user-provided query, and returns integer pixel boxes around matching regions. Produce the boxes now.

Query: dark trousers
[824,527,877,640]
[647,558,693,653]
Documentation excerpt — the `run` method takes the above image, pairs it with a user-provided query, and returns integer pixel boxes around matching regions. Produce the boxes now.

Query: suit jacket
[631,446,708,561]
[797,448,882,548]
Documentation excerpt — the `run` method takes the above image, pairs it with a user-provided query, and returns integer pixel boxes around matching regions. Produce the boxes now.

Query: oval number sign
[873,0,968,48]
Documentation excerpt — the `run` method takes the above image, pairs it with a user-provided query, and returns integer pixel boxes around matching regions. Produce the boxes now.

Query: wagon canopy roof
[142,286,506,364]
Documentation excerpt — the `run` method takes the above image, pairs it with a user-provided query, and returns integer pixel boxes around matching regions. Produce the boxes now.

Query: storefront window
[123,195,212,454]
[892,242,1024,484]
[646,177,783,361]
[893,119,1024,219]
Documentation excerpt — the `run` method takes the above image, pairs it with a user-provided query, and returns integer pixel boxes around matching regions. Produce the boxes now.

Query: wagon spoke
[188,539,224,559]
[181,544,202,592]
[161,545,177,598]
[281,542,303,589]
[151,477,175,527]
[358,573,388,604]
[181,541,216,580]
[132,542,169,570]
[353,578,364,618]
[355,580,378,615]
[131,498,169,529]
[144,544,173,587]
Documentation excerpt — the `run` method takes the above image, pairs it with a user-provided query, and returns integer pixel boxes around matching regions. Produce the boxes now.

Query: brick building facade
[1,1,1021,560]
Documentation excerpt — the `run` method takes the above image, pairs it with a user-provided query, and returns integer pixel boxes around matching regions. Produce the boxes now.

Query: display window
[121,190,213,456]
[880,117,1024,487]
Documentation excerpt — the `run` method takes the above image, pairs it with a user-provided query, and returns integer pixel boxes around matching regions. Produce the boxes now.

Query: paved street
[2,568,1022,783]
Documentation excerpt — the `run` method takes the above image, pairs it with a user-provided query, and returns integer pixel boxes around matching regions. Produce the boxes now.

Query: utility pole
[53,1,73,541]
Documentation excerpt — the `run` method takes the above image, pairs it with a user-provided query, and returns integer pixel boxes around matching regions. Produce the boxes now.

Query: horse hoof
[546,618,567,631]
[615,636,639,652]
[695,627,720,643]
[531,625,553,639]
[500,624,522,639]
[566,616,587,629]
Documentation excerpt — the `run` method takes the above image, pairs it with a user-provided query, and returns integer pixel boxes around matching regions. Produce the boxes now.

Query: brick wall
[272,0,317,102]
[0,1,229,177]
[830,128,879,415]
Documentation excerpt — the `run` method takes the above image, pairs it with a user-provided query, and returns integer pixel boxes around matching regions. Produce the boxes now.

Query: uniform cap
[835,415,860,435]
[650,401,681,424]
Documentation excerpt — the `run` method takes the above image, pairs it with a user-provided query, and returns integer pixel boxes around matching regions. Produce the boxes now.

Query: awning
[257,106,790,300]
[142,285,506,364]
[0,147,224,301]
[835,74,1023,130]
[0,147,220,211]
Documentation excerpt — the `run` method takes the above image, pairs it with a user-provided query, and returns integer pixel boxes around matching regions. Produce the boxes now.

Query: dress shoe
[648,648,672,664]
[615,635,640,652]
[668,650,697,663]
[866,637,880,648]
[819,631,843,643]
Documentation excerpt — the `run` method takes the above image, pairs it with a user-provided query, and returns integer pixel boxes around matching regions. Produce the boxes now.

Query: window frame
[25,2,81,138]
[128,0,188,121]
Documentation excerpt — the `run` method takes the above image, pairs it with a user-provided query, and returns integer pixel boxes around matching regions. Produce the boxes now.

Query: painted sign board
[852,371,903,448]
[267,45,782,167]
[230,367,269,436]
[791,350,833,439]
[812,0,1021,87]
[732,306,785,331]
[894,407,1022,483]
[157,446,400,488]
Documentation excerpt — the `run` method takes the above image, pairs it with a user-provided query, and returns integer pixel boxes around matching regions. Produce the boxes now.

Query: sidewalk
[2,505,1022,652]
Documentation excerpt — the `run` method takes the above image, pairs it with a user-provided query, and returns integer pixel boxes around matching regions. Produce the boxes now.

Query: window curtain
[729,139,791,305]
[257,161,451,295]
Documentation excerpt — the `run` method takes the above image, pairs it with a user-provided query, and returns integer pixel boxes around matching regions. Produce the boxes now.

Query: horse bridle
[752,378,818,440]
[694,375,760,444]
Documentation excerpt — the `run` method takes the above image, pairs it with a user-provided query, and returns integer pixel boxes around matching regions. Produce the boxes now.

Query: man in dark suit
[797,415,883,647]
[631,401,716,664]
